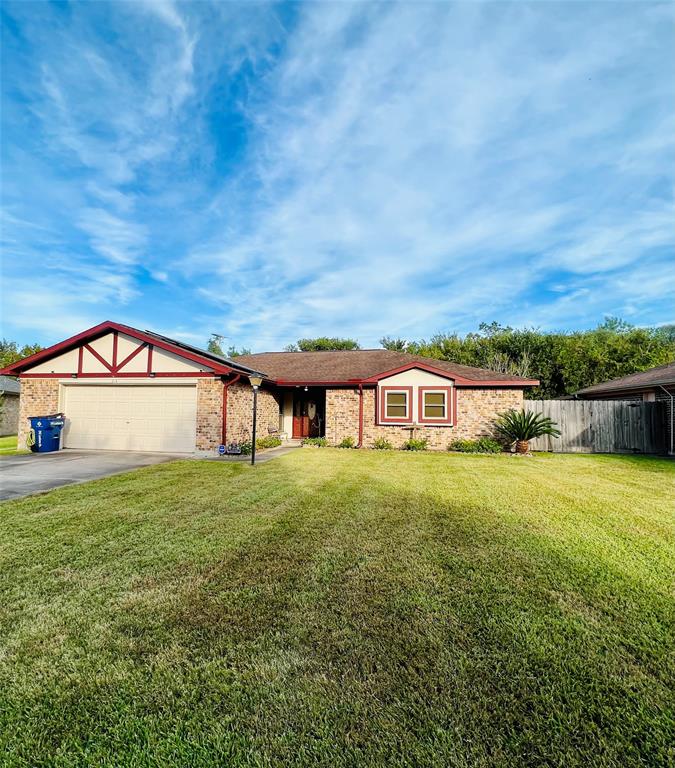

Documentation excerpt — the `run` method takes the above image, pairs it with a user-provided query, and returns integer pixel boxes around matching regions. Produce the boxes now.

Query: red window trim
[378,386,413,424]
[418,386,454,425]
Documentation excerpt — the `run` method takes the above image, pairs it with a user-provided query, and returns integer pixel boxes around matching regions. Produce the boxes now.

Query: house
[0,321,538,453]
[576,361,674,454]
[0,375,21,437]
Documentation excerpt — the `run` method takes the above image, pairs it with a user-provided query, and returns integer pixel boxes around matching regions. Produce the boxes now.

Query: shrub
[238,440,252,455]
[402,438,428,451]
[301,437,327,447]
[449,438,502,454]
[372,437,393,450]
[493,409,561,454]
[256,435,282,450]
[338,436,356,448]
[476,437,503,453]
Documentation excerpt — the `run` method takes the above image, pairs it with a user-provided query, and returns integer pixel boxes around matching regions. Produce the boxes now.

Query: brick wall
[196,378,223,451]
[0,393,20,437]
[17,379,60,449]
[326,386,523,449]
[225,383,280,447]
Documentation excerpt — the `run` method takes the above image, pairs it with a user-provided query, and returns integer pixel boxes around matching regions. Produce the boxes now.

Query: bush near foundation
[372,437,393,450]
[402,438,428,451]
[256,435,282,450]
[449,438,503,454]
[302,437,328,447]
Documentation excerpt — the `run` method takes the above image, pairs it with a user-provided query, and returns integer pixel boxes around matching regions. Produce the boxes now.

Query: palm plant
[493,409,561,454]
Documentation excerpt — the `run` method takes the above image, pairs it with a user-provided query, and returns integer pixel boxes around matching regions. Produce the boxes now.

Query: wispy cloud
[1,1,673,348]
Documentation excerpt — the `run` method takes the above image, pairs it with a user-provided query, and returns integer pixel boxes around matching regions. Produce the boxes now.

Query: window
[424,391,446,418]
[379,386,413,423]
[418,386,453,424]
[386,391,408,419]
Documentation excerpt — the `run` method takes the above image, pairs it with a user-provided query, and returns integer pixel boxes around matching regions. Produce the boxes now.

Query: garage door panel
[63,385,197,452]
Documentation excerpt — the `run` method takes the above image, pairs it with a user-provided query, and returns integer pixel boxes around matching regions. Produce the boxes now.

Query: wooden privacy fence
[524,400,667,454]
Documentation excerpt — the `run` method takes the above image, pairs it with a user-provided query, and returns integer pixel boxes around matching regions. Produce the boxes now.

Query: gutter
[357,384,364,447]
[222,374,241,445]
[658,385,674,456]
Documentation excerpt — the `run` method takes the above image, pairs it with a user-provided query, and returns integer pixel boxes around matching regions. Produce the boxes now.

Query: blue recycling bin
[29,414,65,453]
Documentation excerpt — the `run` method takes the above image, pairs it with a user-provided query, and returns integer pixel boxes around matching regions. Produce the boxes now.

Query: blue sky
[1,1,674,351]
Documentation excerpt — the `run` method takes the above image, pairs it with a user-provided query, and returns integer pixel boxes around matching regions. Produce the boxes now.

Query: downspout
[658,385,674,455]
[357,384,364,448]
[222,374,241,445]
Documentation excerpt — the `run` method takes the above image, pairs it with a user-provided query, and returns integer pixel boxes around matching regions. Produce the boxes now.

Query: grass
[0,450,673,767]
[0,434,28,455]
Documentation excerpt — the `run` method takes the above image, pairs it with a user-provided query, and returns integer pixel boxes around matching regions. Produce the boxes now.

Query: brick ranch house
[1,321,538,453]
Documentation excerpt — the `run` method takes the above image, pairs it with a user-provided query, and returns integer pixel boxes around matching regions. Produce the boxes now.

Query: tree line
[279,319,675,399]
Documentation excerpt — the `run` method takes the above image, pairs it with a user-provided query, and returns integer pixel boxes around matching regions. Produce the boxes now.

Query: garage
[62,384,197,453]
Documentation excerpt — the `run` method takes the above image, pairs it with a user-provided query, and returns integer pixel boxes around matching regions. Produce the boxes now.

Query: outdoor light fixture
[304,385,308,392]
[248,374,263,465]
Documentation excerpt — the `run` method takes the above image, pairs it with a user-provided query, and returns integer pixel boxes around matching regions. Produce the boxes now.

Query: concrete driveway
[0,450,184,501]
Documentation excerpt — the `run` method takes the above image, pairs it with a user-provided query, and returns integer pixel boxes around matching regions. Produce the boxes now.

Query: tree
[226,345,251,358]
[207,334,225,357]
[379,336,408,351]
[0,339,42,370]
[285,337,361,352]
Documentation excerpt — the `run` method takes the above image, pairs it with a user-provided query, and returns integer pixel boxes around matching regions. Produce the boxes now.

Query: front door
[292,393,323,438]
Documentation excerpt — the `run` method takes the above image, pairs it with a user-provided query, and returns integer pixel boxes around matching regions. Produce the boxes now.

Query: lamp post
[248,374,263,465]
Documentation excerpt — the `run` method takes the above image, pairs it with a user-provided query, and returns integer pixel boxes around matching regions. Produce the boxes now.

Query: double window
[377,385,453,424]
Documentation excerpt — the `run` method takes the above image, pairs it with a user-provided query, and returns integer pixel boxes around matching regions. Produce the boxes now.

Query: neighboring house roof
[0,375,20,394]
[0,321,265,377]
[236,349,538,386]
[576,361,675,396]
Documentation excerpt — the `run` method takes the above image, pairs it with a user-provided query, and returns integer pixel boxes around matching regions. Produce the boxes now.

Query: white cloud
[2,1,673,348]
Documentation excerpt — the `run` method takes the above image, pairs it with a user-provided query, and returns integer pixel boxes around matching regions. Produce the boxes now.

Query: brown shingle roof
[576,361,675,396]
[235,349,537,385]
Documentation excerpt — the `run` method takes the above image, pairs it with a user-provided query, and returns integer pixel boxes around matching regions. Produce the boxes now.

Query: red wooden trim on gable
[0,320,231,376]
[0,321,115,374]
[362,360,538,387]
[77,347,83,375]
[112,331,118,369]
[378,386,413,425]
[115,342,148,372]
[364,361,455,383]
[418,386,454,425]
[105,322,227,373]
[147,344,153,375]
[83,343,114,372]
[20,371,217,379]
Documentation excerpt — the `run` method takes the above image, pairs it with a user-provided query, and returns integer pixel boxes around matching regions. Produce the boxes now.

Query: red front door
[292,415,310,439]
[292,394,318,438]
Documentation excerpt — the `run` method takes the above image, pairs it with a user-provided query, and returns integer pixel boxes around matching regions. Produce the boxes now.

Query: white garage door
[62,385,197,453]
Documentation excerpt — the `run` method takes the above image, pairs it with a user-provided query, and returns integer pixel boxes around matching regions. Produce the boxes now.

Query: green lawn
[0,434,27,455]
[1,450,673,767]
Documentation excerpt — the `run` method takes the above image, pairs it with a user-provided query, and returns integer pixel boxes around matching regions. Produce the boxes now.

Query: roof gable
[0,321,262,377]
